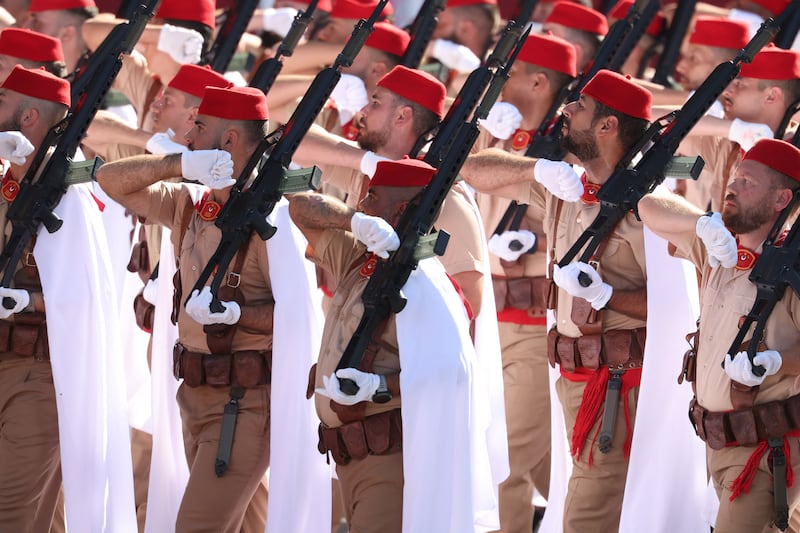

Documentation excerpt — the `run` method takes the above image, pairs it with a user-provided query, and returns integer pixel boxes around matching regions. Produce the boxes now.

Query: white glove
[350,212,399,258]
[0,287,30,319]
[181,150,235,189]
[317,368,381,405]
[533,159,583,202]
[728,118,773,151]
[330,74,369,125]
[552,262,612,310]
[142,278,158,305]
[261,7,298,37]
[359,150,390,178]
[157,24,203,64]
[0,131,34,165]
[724,349,782,387]
[488,230,537,262]
[696,212,737,268]
[479,102,523,140]
[430,39,481,73]
[184,287,241,325]
[146,128,188,155]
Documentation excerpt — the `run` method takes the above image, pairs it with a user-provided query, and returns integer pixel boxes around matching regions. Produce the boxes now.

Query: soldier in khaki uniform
[638,139,800,532]
[97,86,275,533]
[472,32,577,533]
[461,70,653,532]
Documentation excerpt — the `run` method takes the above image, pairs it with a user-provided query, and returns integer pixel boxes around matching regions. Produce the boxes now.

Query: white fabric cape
[36,182,137,531]
[396,258,497,533]
[539,213,707,532]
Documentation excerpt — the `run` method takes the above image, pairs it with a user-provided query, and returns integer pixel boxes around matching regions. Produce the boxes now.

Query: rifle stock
[0,0,158,307]
[189,0,388,313]
[558,14,783,285]
[336,25,530,395]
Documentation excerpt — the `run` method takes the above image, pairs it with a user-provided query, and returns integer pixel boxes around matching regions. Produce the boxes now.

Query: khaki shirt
[145,183,274,354]
[510,180,648,338]
[311,228,401,428]
[672,230,800,412]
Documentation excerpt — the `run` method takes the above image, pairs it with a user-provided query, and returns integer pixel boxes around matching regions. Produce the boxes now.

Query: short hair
[391,92,440,137]
[757,77,800,106]
[592,100,649,152]
[163,18,213,56]
[234,118,269,145]
[527,64,573,99]
[16,57,68,78]
[64,6,98,22]
[371,49,403,70]
[566,27,602,62]
[452,4,500,55]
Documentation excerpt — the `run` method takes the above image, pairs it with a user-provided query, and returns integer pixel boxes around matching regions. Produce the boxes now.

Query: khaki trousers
[176,384,270,533]
[336,452,404,533]
[495,321,551,533]
[556,374,639,533]
[710,438,800,533]
[0,358,62,532]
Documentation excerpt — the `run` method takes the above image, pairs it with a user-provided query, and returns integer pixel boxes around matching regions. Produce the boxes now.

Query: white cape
[37,182,137,532]
[396,258,497,533]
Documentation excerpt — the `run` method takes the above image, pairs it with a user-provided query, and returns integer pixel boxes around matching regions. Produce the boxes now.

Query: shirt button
[192,266,197,271]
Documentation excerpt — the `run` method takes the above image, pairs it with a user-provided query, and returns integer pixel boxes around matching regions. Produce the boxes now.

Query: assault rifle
[202,0,260,73]
[558,15,783,286]
[774,0,800,49]
[401,0,445,69]
[525,0,646,160]
[411,20,525,164]
[188,0,388,312]
[336,24,530,396]
[0,0,158,307]
[249,0,319,91]
[606,0,661,73]
[651,0,696,88]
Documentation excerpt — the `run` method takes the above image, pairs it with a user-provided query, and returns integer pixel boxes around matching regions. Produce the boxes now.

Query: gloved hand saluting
[350,212,400,258]
[430,39,481,73]
[488,230,537,262]
[181,150,235,189]
[479,102,523,140]
[157,24,203,64]
[185,287,241,325]
[533,159,583,202]
[696,212,737,268]
[0,131,34,165]
[317,368,381,405]
[261,7,298,37]
[552,262,612,310]
[728,119,773,151]
[0,287,30,320]
[723,350,782,387]
[146,128,188,155]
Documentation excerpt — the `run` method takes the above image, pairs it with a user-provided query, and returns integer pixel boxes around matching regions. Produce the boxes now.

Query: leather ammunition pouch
[492,276,549,315]
[689,394,800,450]
[547,327,646,372]
[133,292,155,333]
[0,312,49,361]
[317,408,403,466]
[172,343,271,388]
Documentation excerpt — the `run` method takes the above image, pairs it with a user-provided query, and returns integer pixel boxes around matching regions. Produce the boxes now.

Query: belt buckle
[24,252,36,267]
[226,272,241,288]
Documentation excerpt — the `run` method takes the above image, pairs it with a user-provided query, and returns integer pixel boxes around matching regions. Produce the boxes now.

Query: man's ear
[19,106,38,129]
[221,127,239,149]
[596,114,619,137]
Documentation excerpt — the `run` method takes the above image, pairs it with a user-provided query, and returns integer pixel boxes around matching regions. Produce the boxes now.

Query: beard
[722,195,774,234]
[561,127,600,162]
[357,124,390,153]
[0,108,23,133]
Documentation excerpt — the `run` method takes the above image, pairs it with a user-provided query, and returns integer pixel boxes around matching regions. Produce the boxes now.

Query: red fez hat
[156,0,216,29]
[29,0,95,11]
[377,65,446,118]
[365,22,410,57]
[608,0,664,37]
[198,86,269,121]
[371,157,436,188]
[752,0,790,15]
[168,65,233,99]
[447,0,498,6]
[739,45,800,80]
[517,33,577,77]
[581,70,651,121]
[545,2,608,36]
[292,0,333,11]
[330,0,393,19]
[0,28,64,63]
[689,17,749,49]
[1,65,70,107]
[743,139,800,183]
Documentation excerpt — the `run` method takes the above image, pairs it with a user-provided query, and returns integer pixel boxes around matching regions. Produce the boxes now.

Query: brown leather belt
[689,394,800,450]
[492,276,549,316]
[0,314,49,362]
[172,343,271,388]
[318,408,403,466]
[547,327,646,372]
